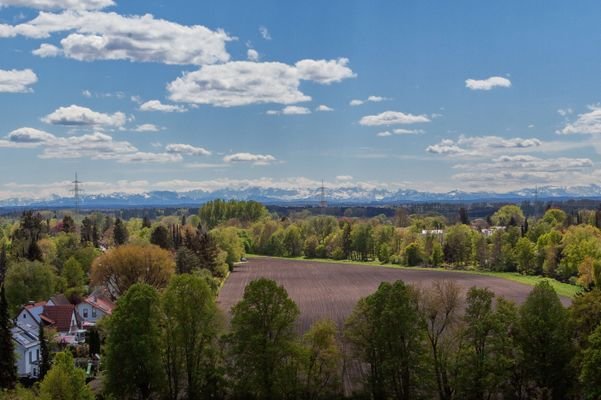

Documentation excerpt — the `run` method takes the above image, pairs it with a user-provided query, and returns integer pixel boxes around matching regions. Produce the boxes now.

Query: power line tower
[71,173,83,215]
[319,179,327,211]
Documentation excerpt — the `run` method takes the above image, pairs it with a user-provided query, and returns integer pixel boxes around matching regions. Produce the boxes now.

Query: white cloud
[259,26,271,40]
[426,135,543,156]
[41,104,126,127]
[31,42,61,56]
[267,105,311,115]
[465,76,511,91]
[0,0,113,10]
[185,162,230,169]
[109,152,182,164]
[7,127,55,143]
[2,10,232,65]
[0,68,37,92]
[81,89,91,97]
[295,58,355,84]
[165,143,211,156]
[359,111,431,126]
[132,124,160,132]
[167,59,355,107]
[139,100,186,113]
[247,48,259,61]
[223,152,276,165]
[557,108,573,117]
[559,105,601,135]
[336,175,353,181]
[377,128,423,137]
[350,95,387,106]
[315,105,333,112]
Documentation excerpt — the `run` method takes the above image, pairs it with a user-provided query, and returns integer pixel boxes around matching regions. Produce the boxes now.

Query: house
[47,294,70,306]
[15,301,46,328]
[76,294,115,325]
[421,229,444,236]
[11,325,40,379]
[40,304,79,336]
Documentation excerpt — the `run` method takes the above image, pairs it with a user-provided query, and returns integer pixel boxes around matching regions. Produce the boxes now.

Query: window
[83,308,88,318]
[36,349,39,361]
[92,308,97,318]
[29,351,32,363]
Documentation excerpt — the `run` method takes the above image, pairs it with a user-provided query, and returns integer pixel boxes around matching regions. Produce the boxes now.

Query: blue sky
[0,0,600,199]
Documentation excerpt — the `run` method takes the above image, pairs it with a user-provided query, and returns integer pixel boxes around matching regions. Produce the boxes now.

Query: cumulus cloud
[132,124,160,132]
[167,59,355,107]
[349,99,363,106]
[465,76,511,90]
[426,135,542,156]
[336,175,353,181]
[7,127,55,143]
[559,105,601,135]
[0,68,37,92]
[247,48,259,61]
[165,143,211,156]
[315,105,333,112]
[139,100,186,113]
[1,127,185,163]
[359,111,431,126]
[267,105,311,115]
[2,10,232,65]
[41,104,126,127]
[0,0,113,10]
[223,152,276,165]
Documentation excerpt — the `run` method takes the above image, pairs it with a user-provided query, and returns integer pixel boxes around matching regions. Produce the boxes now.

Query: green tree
[345,280,426,399]
[61,215,76,233]
[444,224,473,266]
[514,237,538,275]
[404,242,422,266]
[283,225,304,257]
[212,227,245,270]
[161,274,223,400]
[61,256,84,296]
[519,281,572,399]
[113,217,129,246]
[39,351,93,400]
[150,225,173,250]
[300,319,342,399]
[4,260,55,312]
[39,323,50,380]
[175,246,202,274]
[580,324,601,400]
[227,278,300,399]
[104,283,164,399]
[491,205,525,227]
[0,280,17,389]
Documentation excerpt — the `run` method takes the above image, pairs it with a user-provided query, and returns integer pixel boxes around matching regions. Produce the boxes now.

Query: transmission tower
[319,179,327,210]
[71,173,84,215]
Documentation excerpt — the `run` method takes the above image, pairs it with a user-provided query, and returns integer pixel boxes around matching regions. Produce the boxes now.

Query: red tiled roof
[41,305,76,333]
[84,295,115,315]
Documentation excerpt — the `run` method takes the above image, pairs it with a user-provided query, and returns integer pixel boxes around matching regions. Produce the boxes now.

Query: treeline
[242,204,601,287]
[4,275,601,399]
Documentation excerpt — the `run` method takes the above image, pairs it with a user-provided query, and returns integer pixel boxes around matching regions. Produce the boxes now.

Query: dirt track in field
[217,257,571,332]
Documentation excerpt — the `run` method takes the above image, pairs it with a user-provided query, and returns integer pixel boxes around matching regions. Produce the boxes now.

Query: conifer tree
[39,322,50,379]
[113,217,129,246]
[0,247,17,390]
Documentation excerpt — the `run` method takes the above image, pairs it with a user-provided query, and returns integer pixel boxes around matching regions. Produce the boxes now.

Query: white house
[76,292,115,326]
[11,325,40,379]
[15,301,46,328]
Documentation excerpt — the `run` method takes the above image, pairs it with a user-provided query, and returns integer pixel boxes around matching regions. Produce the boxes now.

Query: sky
[1,0,601,199]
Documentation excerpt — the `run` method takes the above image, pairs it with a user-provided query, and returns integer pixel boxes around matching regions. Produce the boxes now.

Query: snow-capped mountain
[2,184,601,208]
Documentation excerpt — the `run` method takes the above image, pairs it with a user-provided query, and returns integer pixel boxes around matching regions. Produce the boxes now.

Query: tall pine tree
[39,322,50,379]
[0,247,17,389]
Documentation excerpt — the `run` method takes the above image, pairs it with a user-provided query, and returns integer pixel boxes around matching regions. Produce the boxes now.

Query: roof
[11,326,39,349]
[24,301,46,310]
[48,294,71,306]
[41,305,76,333]
[83,295,115,315]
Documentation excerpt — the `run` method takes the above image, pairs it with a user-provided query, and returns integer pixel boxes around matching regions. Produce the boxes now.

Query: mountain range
[2,184,601,209]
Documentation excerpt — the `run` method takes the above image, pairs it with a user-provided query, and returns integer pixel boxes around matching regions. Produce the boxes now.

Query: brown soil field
[217,257,571,332]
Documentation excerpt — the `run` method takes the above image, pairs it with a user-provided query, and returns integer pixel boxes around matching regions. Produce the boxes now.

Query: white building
[76,292,115,326]
[11,325,40,379]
